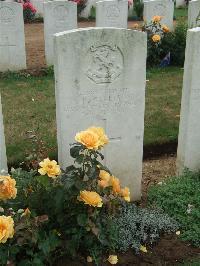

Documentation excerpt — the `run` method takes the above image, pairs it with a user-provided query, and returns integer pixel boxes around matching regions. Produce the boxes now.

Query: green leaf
[87,165,98,180]
[36,175,50,189]
[77,213,88,227]
[70,145,82,158]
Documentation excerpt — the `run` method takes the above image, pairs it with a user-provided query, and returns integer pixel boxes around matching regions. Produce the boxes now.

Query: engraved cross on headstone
[100,118,122,164]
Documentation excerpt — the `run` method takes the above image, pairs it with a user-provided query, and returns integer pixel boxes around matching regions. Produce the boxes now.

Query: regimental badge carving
[53,5,68,22]
[86,45,123,84]
[0,6,14,24]
[196,10,200,26]
[106,5,120,19]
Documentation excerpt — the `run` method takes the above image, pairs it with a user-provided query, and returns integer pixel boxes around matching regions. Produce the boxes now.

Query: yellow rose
[0,216,14,244]
[140,245,147,253]
[132,23,139,29]
[152,15,162,23]
[162,25,170,33]
[87,256,93,263]
[0,176,17,201]
[38,158,61,178]
[111,176,121,195]
[98,170,111,188]
[78,191,103,207]
[87,127,109,147]
[120,187,130,202]
[108,255,118,264]
[152,34,161,43]
[75,130,100,150]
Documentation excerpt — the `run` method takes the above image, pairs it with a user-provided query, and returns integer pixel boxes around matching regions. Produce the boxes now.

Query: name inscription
[64,87,136,116]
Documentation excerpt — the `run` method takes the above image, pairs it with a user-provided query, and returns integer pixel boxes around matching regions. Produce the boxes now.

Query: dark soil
[57,235,200,265]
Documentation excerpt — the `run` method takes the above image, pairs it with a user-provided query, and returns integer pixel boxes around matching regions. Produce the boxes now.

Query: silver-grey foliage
[112,203,178,252]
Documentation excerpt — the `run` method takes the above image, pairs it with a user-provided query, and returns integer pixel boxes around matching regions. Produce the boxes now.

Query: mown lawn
[0,67,183,165]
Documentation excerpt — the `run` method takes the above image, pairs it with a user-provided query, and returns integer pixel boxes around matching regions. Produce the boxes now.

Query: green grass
[0,67,183,165]
[148,170,200,247]
[174,7,188,20]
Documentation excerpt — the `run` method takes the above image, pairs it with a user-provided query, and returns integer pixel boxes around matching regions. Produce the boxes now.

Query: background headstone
[0,94,7,172]
[30,0,47,17]
[176,0,186,8]
[0,2,26,71]
[143,0,174,30]
[188,0,200,28]
[96,0,128,28]
[54,28,147,201]
[44,1,77,66]
[177,27,200,173]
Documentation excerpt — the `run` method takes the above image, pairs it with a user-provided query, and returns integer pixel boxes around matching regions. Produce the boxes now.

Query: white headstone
[30,0,47,16]
[44,1,77,66]
[0,94,7,172]
[0,2,26,71]
[143,0,174,30]
[176,0,186,8]
[80,0,98,18]
[188,0,200,28]
[96,0,128,28]
[54,28,147,201]
[177,27,200,173]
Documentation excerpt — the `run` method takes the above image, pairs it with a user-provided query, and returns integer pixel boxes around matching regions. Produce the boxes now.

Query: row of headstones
[0,0,199,70]
[1,26,200,201]
[1,0,196,71]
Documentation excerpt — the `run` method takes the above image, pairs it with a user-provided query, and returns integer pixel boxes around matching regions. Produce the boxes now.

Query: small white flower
[186,204,194,214]
[0,207,4,213]
[158,182,163,185]
[32,98,35,102]
[176,231,181,236]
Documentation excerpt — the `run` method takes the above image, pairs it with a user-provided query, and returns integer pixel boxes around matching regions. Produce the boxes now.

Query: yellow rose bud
[108,255,118,264]
[111,176,121,195]
[152,34,161,43]
[38,158,61,178]
[162,25,170,33]
[98,170,111,188]
[140,245,147,253]
[87,256,93,263]
[120,187,130,202]
[78,191,103,207]
[0,176,17,201]
[0,216,14,244]
[21,208,31,218]
[152,15,162,23]
[133,23,139,29]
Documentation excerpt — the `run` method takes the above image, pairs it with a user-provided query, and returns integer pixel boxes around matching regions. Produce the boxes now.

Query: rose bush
[0,126,178,265]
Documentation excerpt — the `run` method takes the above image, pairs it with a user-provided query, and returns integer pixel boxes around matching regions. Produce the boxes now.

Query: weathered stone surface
[0,2,26,71]
[188,0,200,28]
[96,0,128,28]
[54,28,147,200]
[177,27,200,173]
[143,0,174,30]
[176,0,186,8]
[44,1,77,65]
[0,94,7,172]
[30,0,47,16]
